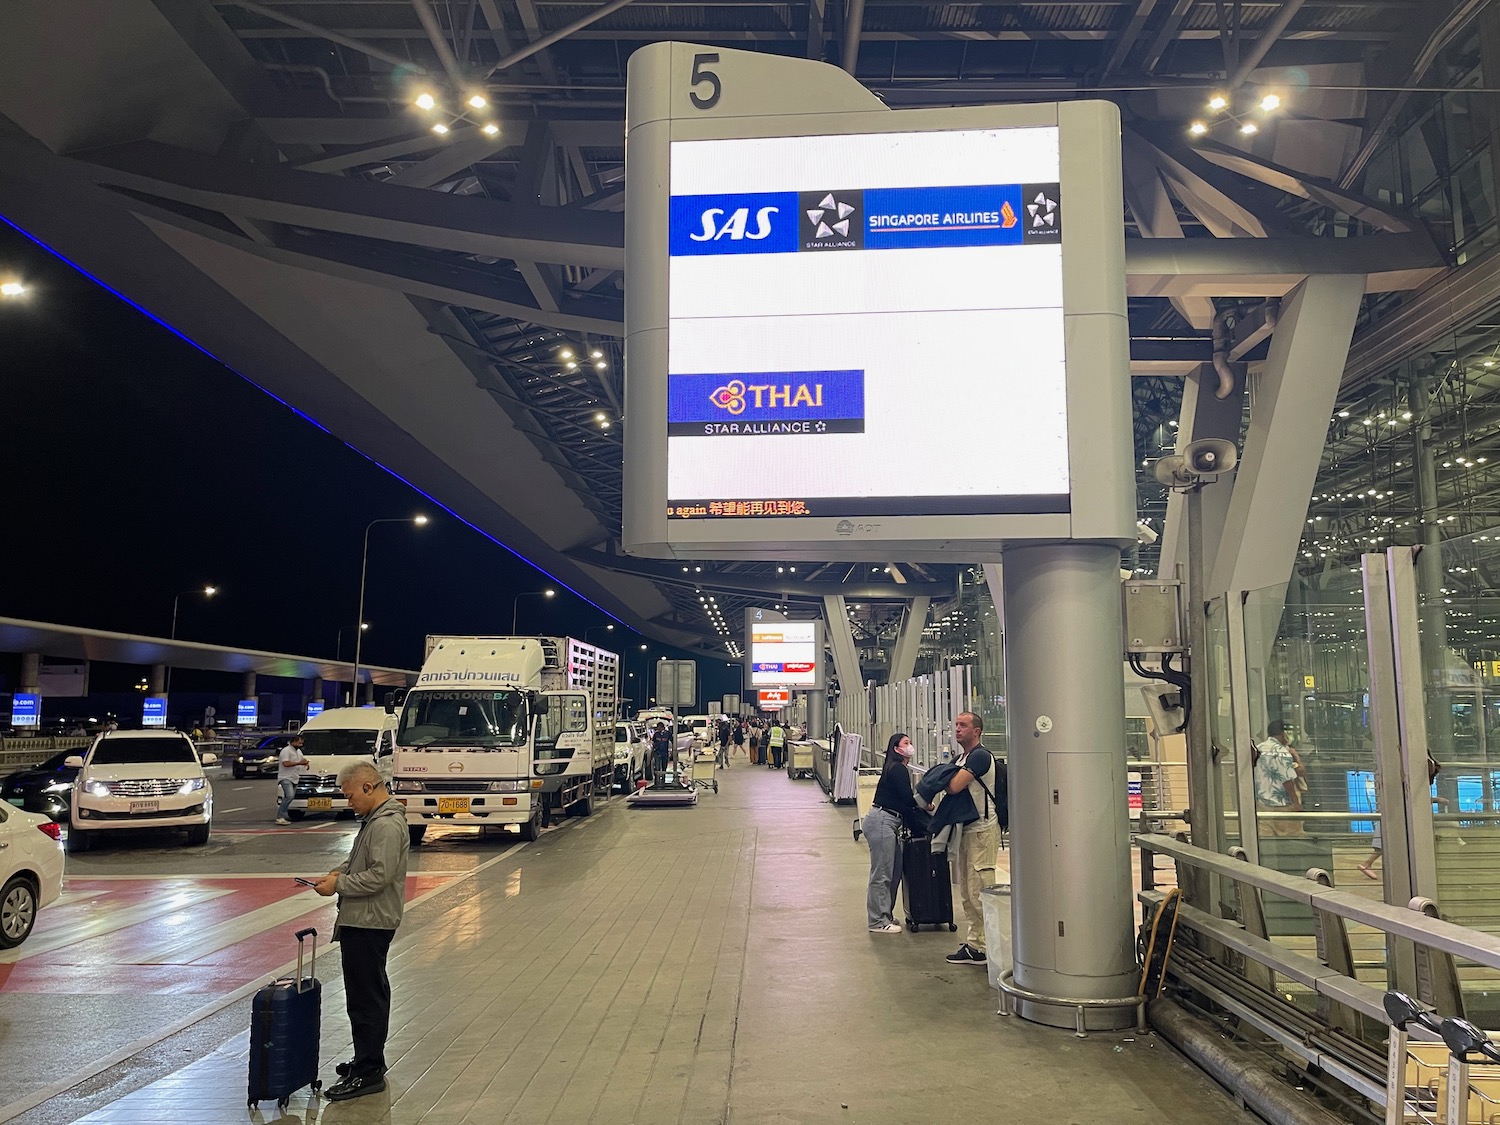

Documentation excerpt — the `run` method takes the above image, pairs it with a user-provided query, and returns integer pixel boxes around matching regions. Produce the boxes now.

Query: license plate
[129,800,159,814]
[307,797,333,810]
[437,797,470,814]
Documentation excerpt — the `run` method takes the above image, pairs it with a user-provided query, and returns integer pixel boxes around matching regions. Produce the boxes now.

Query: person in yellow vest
[767,721,786,769]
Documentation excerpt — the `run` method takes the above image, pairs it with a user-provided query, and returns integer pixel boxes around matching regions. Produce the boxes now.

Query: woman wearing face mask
[865,732,920,934]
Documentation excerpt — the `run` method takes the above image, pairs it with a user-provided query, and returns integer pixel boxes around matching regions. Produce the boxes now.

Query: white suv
[67,731,216,852]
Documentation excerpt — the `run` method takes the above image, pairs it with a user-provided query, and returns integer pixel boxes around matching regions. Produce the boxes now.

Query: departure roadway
[0,761,573,1118]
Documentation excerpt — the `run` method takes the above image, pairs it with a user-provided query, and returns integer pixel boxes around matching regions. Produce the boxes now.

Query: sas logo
[670,192,797,256]
[688,206,780,243]
[669,370,865,437]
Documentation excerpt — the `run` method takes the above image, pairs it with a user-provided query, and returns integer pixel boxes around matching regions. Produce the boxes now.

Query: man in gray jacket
[312,760,409,1101]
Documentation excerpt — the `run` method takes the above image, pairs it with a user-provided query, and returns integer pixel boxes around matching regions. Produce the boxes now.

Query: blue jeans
[864,808,902,928]
[277,778,295,819]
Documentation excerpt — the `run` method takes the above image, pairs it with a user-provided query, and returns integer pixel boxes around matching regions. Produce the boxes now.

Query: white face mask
[894,744,913,759]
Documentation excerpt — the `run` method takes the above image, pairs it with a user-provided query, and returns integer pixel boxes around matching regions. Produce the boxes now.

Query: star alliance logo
[798,190,864,250]
[1027,191,1057,228]
[1020,183,1062,243]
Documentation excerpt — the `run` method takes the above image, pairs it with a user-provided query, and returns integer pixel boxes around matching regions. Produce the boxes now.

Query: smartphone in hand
[294,877,319,889]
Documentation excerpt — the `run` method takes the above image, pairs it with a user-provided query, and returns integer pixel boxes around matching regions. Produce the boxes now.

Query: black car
[0,749,81,822]
[234,734,292,779]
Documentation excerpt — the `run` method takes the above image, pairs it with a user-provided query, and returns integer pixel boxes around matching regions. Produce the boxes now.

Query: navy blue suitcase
[901,836,957,932]
[248,927,322,1108]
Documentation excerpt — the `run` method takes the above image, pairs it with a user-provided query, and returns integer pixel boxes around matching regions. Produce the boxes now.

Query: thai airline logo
[669,370,865,436]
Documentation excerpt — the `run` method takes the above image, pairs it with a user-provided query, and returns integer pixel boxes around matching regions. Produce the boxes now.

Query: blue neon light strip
[0,212,621,626]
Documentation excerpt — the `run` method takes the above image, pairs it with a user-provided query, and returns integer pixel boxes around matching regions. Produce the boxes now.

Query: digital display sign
[666,130,1066,522]
[307,700,325,720]
[623,45,1133,560]
[10,694,40,728]
[142,697,168,728]
[749,621,822,688]
[237,699,258,727]
[759,689,790,709]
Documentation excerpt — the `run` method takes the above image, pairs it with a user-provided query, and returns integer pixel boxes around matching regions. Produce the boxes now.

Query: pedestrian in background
[276,734,309,825]
[768,721,786,769]
[944,712,1001,966]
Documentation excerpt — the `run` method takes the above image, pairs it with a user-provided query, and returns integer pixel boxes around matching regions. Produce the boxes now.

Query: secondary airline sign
[749,620,822,689]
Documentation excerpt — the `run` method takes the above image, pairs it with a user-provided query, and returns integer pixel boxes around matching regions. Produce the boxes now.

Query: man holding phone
[310,761,409,1101]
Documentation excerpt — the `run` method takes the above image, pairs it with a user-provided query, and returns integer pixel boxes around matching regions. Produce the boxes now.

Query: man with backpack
[942,711,1005,966]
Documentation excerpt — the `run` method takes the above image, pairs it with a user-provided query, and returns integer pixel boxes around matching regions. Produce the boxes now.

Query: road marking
[231,786,253,792]
[130,893,336,964]
[0,886,234,963]
[219,807,247,814]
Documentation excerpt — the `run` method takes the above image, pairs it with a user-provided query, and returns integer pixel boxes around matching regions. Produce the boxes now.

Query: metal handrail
[1138,833,1500,970]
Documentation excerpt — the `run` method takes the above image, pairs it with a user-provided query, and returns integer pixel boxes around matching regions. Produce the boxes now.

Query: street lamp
[511,588,556,634]
[585,624,616,645]
[352,516,428,702]
[337,622,369,661]
[166,585,217,696]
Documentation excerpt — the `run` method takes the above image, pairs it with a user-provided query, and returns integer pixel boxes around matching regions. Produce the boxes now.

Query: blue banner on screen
[670,192,798,256]
[237,699,258,726]
[668,370,865,436]
[307,700,325,719]
[142,697,168,728]
[669,184,1060,256]
[11,694,40,728]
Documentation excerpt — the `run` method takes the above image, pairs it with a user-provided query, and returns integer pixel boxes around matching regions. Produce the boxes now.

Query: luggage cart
[852,767,881,841]
[688,748,719,794]
[1383,992,1500,1125]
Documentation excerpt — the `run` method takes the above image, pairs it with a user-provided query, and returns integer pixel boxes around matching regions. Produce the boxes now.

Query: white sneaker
[275,817,290,825]
[869,922,904,934]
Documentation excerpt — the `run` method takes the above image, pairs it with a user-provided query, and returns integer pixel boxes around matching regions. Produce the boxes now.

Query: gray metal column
[806,690,828,739]
[822,595,862,699]
[242,672,257,699]
[149,664,167,695]
[1411,369,1453,761]
[1003,543,1137,1030]
[19,653,40,694]
[310,677,323,707]
[362,680,375,705]
[888,597,930,683]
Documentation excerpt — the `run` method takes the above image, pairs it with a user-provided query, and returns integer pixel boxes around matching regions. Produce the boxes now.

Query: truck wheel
[569,790,594,818]
[519,810,541,841]
[408,825,426,846]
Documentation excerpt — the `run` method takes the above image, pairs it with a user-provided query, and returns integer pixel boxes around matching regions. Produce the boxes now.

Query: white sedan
[0,803,64,948]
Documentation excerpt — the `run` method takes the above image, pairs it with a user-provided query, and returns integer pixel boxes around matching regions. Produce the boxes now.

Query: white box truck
[393,636,618,845]
[287,707,398,820]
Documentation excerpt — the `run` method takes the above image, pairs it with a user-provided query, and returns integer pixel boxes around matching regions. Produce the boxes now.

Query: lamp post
[337,622,369,661]
[352,516,428,703]
[511,588,556,634]
[166,585,217,696]
[585,624,616,645]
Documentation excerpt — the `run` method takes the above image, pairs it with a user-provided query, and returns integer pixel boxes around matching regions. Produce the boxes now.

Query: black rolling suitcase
[901,835,957,932]
[248,926,322,1109]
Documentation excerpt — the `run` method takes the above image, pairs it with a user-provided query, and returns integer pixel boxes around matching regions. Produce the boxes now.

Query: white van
[288,707,397,820]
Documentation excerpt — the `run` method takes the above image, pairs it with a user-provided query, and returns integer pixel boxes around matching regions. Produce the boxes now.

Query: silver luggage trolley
[688,747,719,794]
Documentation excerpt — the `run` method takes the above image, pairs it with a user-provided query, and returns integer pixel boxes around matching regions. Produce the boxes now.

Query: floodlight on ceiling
[1188,121,1208,137]
[1259,93,1281,112]
[1240,122,1258,136]
[468,94,488,109]
[431,122,449,135]
[1207,94,1228,112]
[482,122,500,136]
[0,280,24,298]
[414,92,437,111]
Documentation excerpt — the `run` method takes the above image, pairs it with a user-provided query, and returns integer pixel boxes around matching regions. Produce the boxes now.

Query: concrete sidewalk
[18,761,1255,1125]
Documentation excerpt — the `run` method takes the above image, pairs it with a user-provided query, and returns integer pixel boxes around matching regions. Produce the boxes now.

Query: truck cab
[393,636,615,845]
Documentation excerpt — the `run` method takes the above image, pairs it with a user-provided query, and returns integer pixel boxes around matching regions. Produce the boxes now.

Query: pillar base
[997,970,1144,1035]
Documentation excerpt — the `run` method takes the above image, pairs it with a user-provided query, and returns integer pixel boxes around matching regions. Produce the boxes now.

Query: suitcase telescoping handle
[294,927,317,992]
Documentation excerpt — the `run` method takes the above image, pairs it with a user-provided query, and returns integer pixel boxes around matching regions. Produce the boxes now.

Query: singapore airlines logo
[712,380,748,415]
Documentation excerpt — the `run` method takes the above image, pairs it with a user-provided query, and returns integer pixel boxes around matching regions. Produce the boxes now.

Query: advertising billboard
[759,689,790,709]
[623,44,1133,560]
[11,694,40,728]
[307,700,325,720]
[142,697,168,728]
[237,699,258,727]
[749,620,823,689]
